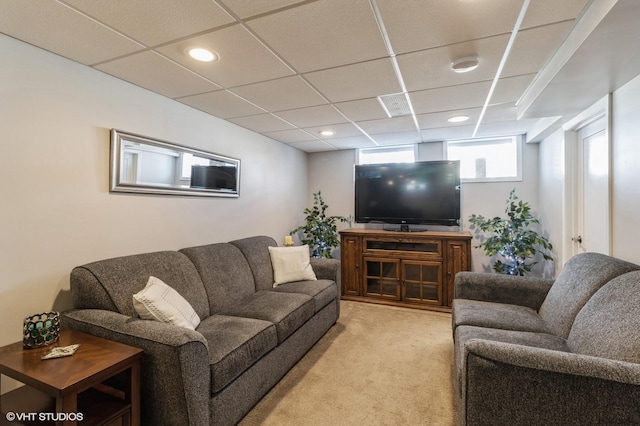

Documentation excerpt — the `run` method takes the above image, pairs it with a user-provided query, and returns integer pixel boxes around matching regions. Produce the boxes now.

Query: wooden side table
[0,329,143,426]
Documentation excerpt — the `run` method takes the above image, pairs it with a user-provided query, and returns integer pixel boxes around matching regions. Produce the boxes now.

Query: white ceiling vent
[377,92,412,117]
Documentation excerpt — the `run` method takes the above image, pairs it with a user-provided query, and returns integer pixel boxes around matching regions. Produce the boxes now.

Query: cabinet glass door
[364,258,400,299]
[402,261,442,304]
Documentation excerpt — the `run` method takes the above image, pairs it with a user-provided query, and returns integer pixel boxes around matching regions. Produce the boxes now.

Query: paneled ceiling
[0,0,625,152]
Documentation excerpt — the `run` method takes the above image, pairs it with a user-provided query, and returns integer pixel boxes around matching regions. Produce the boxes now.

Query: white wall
[611,73,640,263]
[537,129,566,276]
[0,35,308,354]
[307,141,541,273]
[537,73,640,270]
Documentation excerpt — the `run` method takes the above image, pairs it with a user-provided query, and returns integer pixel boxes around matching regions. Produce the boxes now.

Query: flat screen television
[190,165,237,192]
[355,160,461,228]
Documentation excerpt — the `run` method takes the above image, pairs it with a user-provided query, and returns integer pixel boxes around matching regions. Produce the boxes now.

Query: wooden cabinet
[339,229,472,312]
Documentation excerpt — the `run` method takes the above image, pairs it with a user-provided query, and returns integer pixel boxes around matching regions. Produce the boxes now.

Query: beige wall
[307,141,542,273]
[0,35,309,354]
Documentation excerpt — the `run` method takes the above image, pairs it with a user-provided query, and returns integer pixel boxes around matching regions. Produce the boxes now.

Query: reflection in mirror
[110,129,240,197]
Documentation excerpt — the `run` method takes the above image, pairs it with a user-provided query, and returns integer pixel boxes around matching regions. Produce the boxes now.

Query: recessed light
[319,130,335,137]
[451,56,479,73]
[448,115,470,123]
[188,48,219,62]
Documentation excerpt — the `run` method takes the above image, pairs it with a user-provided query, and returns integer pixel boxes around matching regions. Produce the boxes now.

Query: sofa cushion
[268,245,317,286]
[220,291,314,343]
[454,325,570,398]
[229,236,279,291]
[270,279,337,312]
[452,299,549,335]
[70,251,210,319]
[133,276,201,330]
[568,270,640,363]
[455,325,570,369]
[180,243,256,314]
[538,252,640,339]
[196,314,277,394]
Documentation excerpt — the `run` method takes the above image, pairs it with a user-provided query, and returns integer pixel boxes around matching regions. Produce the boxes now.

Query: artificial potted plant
[468,189,553,276]
[291,191,346,258]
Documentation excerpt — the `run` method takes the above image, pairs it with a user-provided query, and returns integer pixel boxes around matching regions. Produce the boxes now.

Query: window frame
[357,145,417,165]
[444,135,523,183]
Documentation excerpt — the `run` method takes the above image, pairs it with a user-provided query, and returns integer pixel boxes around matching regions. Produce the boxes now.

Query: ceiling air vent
[377,92,411,117]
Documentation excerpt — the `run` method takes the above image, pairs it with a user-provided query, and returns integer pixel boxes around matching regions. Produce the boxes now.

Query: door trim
[562,95,612,261]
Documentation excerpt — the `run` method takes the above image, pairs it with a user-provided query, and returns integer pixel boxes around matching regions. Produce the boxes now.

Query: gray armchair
[452,252,640,425]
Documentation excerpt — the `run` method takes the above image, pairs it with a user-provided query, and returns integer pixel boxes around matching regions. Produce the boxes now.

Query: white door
[575,116,610,254]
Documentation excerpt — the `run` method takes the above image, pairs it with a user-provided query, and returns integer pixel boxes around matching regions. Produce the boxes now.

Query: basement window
[445,136,521,182]
[358,145,416,165]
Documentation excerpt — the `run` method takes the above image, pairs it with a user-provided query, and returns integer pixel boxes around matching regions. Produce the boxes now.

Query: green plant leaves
[291,191,346,258]
[468,189,553,276]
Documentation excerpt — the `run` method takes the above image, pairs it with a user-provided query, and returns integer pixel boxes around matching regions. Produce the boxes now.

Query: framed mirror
[110,129,240,197]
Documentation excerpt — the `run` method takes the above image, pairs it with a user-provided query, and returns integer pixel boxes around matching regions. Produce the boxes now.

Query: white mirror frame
[110,129,240,198]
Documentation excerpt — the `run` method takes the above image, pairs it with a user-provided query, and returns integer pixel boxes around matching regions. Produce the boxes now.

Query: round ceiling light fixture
[448,115,470,123]
[451,56,479,73]
[188,48,219,62]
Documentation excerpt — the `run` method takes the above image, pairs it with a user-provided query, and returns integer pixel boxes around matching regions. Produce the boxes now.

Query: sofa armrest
[310,258,340,286]
[462,339,640,425]
[62,309,210,426]
[454,271,554,310]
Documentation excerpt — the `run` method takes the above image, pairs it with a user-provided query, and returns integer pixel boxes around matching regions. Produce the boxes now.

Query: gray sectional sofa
[452,252,640,425]
[62,236,340,426]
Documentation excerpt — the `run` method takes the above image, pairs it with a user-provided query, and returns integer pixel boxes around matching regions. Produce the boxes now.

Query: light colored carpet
[240,300,458,426]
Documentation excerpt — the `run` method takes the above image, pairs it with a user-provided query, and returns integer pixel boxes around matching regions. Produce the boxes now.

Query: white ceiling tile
[397,35,507,92]
[334,99,389,122]
[377,0,522,54]
[247,0,387,72]
[417,109,482,130]
[0,1,144,65]
[357,116,416,135]
[230,76,327,111]
[219,0,308,19]
[304,59,402,103]
[228,113,295,133]
[482,104,519,123]
[262,129,317,143]
[0,0,601,152]
[157,25,294,88]
[328,136,377,150]
[492,74,536,105]
[474,119,540,138]
[370,131,422,146]
[303,123,364,139]
[421,126,475,142]
[177,90,265,119]
[503,22,575,78]
[288,140,337,152]
[275,105,349,128]
[63,0,234,46]
[410,81,492,115]
[521,0,589,29]
[95,51,220,98]
[416,104,524,133]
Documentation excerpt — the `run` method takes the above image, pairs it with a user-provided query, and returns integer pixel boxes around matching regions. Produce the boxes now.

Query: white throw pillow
[268,245,317,287]
[132,276,201,330]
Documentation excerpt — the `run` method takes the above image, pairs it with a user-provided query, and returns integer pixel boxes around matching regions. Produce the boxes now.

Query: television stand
[339,229,472,312]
